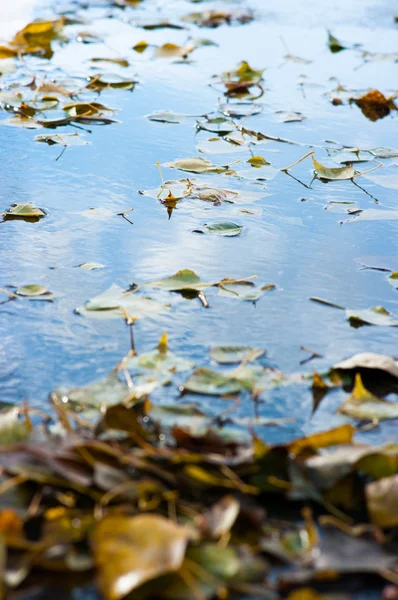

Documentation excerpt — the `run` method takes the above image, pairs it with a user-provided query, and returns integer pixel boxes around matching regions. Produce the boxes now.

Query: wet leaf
[141,269,215,292]
[90,58,129,67]
[0,404,30,444]
[366,475,398,528]
[132,40,148,53]
[210,345,265,364]
[338,374,398,421]
[182,368,244,396]
[76,262,105,270]
[76,283,169,320]
[92,515,191,600]
[388,272,398,289]
[35,133,90,146]
[182,10,253,28]
[346,306,398,327]
[247,156,270,168]
[63,101,115,116]
[16,284,53,300]
[154,43,196,59]
[87,75,136,91]
[222,61,264,84]
[193,221,243,236]
[328,31,345,53]
[353,90,396,121]
[4,203,46,220]
[127,333,194,373]
[218,280,272,301]
[53,374,131,413]
[276,111,305,123]
[333,352,398,381]
[312,155,355,180]
[165,157,232,174]
[11,18,65,59]
[146,110,187,124]
[136,21,184,31]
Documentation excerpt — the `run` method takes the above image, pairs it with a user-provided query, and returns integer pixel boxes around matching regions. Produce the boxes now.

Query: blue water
[0,0,397,444]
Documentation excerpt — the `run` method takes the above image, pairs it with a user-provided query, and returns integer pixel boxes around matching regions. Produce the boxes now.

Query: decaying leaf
[346,306,398,327]
[35,133,90,146]
[353,90,397,121]
[16,284,53,300]
[366,475,398,528]
[328,31,345,53]
[10,18,65,59]
[312,155,355,180]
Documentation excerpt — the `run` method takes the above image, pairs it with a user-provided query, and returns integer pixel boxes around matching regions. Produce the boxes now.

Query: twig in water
[281,150,314,172]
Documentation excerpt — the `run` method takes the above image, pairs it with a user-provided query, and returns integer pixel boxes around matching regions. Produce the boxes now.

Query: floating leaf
[218,280,274,301]
[276,111,305,123]
[76,283,169,320]
[132,40,148,53]
[219,102,263,118]
[0,404,30,444]
[353,90,396,122]
[87,75,136,91]
[247,156,270,168]
[312,155,355,180]
[127,333,194,373]
[182,368,244,396]
[338,374,398,421]
[4,203,46,220]
[154,43,195,59]
[328,31,345,53]
[63,101,115,116]
[182,10,253,28]
[333,352,398,382]
[136,21,184,31]
[35,133,90,146]
[193,222,243,236]
[11,18,65,59]
[76,263,105,270]
[141,269,215,292]
[93,515,191,600]
[53,374,132,413]
[210,346,265,364]
[388,272,398,289]
[165,157,232,174]
[346,306,398,327]
[16,284,53,300]
[146,110,187,124]
[90,57,129,67]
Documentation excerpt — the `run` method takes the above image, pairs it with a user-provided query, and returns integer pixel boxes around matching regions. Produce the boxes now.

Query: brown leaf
[366,475,398,528]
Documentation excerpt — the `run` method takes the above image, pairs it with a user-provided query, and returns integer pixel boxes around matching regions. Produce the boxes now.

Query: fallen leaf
[76,283,169,320]
[16,284,53,300]
[312,155,355,180]
[35,133,90,146]
[3,203,46,220]
[328,31,345,53]
[192,222,243,236]
[338,374,398,421]
[92,515,191,600]
[127,333,194,373]
[346,306,398,327]
[210,346,265,364]
[76,262,105,270]
[146,110,187,124]
[182,10,253,28]
[154,43,195,59]
[90,57,129,67]
[366,475,398,528]
[165,157,232,174]
[353,90,396,121]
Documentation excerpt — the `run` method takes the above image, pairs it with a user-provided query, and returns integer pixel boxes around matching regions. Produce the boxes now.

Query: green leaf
[146,110,187,124]
[53,374,132,413]
[193,222,243,236]
[92,515,191,600]
[76,283,169,320]
[210,345,265,364]
[388,272,398,288]
[141,269,215,292]
[0,404,30,444]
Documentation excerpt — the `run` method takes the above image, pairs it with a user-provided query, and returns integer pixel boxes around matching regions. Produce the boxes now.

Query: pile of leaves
[0,347,397,599]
